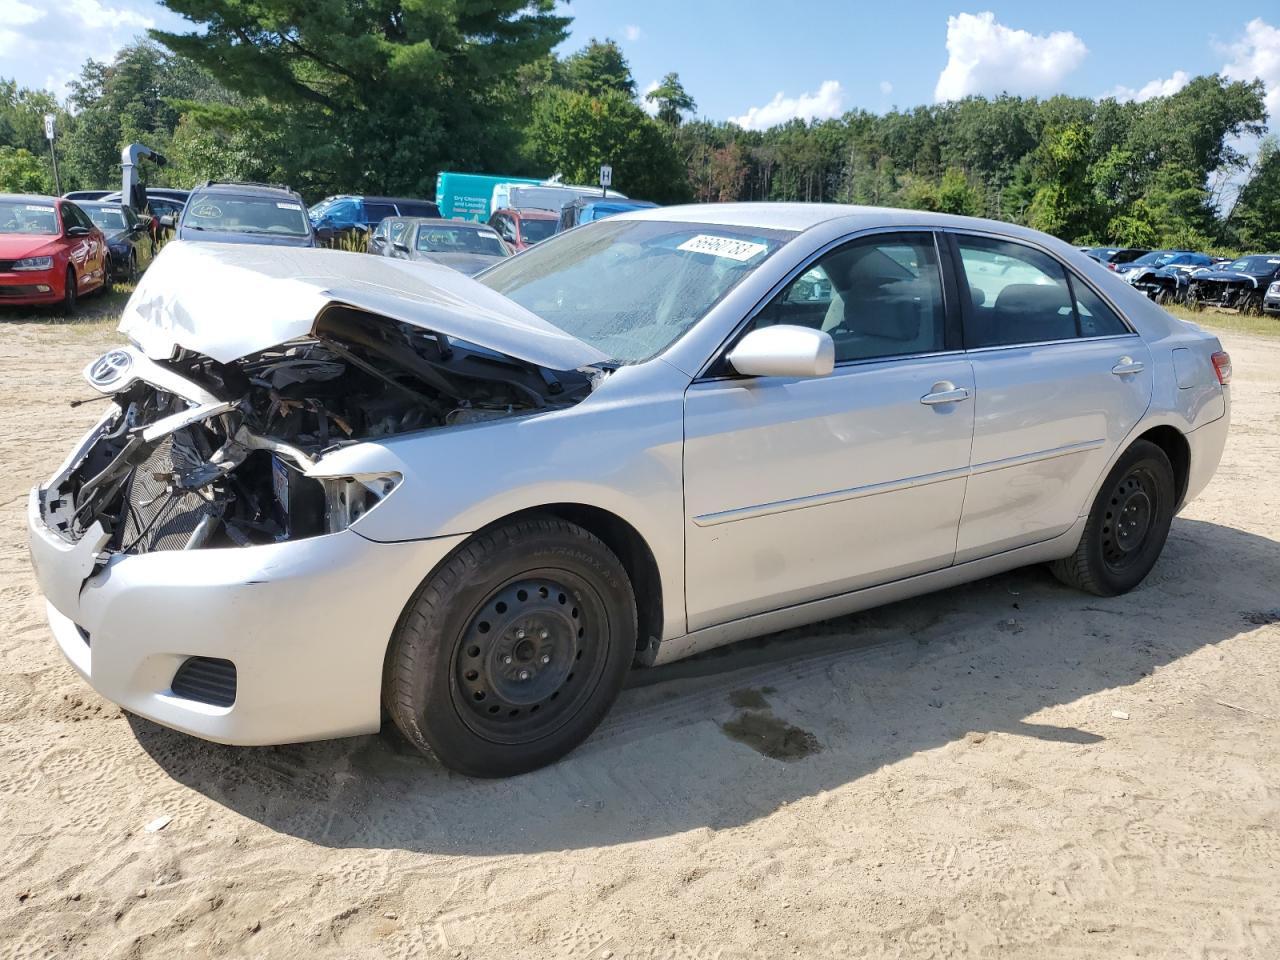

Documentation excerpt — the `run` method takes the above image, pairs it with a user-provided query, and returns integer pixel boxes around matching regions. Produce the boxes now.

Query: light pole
[44,114,62,195]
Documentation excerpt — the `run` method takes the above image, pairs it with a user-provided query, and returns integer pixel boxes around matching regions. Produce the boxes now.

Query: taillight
[1211,351,1231,385]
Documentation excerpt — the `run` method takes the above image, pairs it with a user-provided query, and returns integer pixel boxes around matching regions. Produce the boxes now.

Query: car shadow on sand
[130,517,1279,854]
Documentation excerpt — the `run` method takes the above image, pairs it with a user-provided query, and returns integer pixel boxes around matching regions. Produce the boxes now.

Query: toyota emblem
[89,350,132,387]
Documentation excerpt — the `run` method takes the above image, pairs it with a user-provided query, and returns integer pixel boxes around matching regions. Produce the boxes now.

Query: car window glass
[1069,278,1129,337]
[519,218,556,244]
[365,202,397,225]
[184,195,311,237]
[398,202,438,218]
[389,220,410,243]
[371,220,388,241]
[753,232,946,363]
[322,199,361,224]
[956,236,1077,347]
[0,200,59,234]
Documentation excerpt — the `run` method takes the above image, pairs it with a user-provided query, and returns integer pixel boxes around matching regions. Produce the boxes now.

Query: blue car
[557,197,659,233]
[177,182,316,248]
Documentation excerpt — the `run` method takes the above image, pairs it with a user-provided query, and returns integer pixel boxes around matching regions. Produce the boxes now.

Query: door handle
[1111,357,1145,376]
[920,382,970,405]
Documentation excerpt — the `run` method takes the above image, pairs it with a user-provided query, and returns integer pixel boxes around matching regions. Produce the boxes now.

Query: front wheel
[59,267,78,315]
[1050,439,1176,597]
[384,516,637,777]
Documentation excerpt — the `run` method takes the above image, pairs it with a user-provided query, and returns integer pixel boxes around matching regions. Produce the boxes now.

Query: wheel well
[1136,425,1190,507]
[490,504,663,656]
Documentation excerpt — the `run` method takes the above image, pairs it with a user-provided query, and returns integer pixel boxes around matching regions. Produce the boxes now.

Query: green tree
[1026,123,1104,242]
[154,0,568,196]
[0,146,50,193]
[562,38,635,98]
[1229,139,1280,252]
[525,87,688,202]
[645,72,696,126]
[937,166,982,216]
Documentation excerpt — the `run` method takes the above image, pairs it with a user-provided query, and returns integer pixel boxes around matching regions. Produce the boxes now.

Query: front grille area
[119,431,218,552]
[171,657,237,707]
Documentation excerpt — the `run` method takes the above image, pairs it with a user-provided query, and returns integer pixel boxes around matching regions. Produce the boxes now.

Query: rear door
[683,230,975,630]
[948,232,1153,560]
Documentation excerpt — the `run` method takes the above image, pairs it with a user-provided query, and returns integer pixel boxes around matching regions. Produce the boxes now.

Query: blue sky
[2,0,1277,129]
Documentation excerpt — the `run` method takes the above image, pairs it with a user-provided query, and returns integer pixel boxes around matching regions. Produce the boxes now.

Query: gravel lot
[1,317,1277,960]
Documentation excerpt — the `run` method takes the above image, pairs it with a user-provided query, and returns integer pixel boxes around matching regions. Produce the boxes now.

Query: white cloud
[934,11,1087,102]
[879,80,893,95]
[622,24,642,42]
[0,0,165,100]
[730,80,844,131]
[1221,18,1280,122]
[640,79,659,117]
[1104,70,1191,103]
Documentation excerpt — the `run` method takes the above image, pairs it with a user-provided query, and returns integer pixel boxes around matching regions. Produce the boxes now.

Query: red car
[487,207,558,252]
[0,194,109,311]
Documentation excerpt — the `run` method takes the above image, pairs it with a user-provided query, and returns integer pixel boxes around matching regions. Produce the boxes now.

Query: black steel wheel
[1050,439,1176,596]
[452,573,609,744]
[384,516,636,777]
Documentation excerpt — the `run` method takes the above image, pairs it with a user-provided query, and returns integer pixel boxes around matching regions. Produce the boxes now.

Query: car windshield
[184,195,310,237]
[416,224,507,256]
[308,197,340,218]
[0,199,59,235]
[1224,256,1280,276]
[477,219,793,364]
[519,218,557,244]
[85,207,126,232]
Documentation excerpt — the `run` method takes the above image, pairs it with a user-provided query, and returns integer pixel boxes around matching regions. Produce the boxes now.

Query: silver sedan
[28,206,1231,777]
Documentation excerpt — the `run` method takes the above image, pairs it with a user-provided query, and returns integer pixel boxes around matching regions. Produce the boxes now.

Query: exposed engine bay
[41,307,595,554]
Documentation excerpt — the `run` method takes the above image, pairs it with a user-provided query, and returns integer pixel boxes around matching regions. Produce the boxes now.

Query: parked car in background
[373,217,511,275]
[0,194,108,311]
[1264,280,1280,316]
[177,182,315,247]
[79,201,154,285]
[557,197,658,233]
[30,205,1230,777]
[487,207,557,251]
[100,188,189,240]
[309,195,440,246]
[1083,247,1149,269]
[63,190,113,202]
[1187,254,1280,314]
[1119,252,1214,303]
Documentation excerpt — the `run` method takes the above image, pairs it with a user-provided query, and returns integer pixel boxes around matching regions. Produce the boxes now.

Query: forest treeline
[1,1,1277,251]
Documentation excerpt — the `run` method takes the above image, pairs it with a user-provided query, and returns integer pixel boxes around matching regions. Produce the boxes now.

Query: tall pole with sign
[44,114,62,196]
[599,164,612,198]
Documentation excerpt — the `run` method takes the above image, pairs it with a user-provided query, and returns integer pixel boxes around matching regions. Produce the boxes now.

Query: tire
[1050,439,1176,597]
[59,267,78,315]
[384,516,637,777]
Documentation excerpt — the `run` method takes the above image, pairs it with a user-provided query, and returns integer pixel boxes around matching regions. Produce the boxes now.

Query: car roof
[498,208,558,220]
[1,193,61,204]
[616,202,1122,249]
[192,182,299,199]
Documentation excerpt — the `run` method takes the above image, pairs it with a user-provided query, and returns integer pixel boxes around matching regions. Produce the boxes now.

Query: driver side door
[683,231,975,630]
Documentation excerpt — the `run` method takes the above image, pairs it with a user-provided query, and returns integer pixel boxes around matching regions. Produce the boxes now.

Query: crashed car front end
[1126,265,1188,303]
[27,242,601,744]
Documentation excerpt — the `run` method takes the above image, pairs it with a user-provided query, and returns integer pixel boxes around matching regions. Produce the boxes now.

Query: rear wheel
[384,516,636,777]
[1050,440,1176,597]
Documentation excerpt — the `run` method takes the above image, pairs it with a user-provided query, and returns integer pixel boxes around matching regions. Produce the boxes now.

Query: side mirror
[726,325,835,379]
[392,241,409,254]
[66,225,90,237]
[159,214,176,227]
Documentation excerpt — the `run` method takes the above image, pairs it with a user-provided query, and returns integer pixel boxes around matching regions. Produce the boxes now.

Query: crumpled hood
[118,241,610,370]
[1192,270,1261,285]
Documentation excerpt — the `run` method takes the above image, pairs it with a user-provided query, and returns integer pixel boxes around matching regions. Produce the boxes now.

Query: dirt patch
[727,687,771,710]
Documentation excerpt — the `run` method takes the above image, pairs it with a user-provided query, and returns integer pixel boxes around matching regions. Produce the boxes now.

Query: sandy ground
[0,317,1278,960]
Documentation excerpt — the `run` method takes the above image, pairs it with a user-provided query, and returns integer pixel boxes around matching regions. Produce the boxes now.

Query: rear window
[519,218,556,244]
[416,225,506,256]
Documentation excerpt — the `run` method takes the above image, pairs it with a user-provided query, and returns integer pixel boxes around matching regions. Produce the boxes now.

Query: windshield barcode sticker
[677,234,768,262]
[277,202,302,210]
[26,204,54,212]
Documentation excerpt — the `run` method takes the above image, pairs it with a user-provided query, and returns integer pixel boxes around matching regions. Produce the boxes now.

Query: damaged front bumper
[27,343,470,745]
[29,487,464,744]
